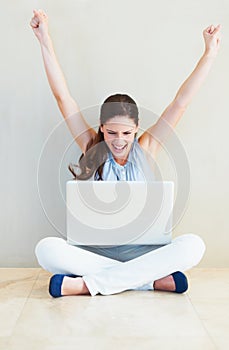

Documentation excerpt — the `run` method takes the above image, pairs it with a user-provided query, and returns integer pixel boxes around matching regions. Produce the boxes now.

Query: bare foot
[153,275,176,292]
[61,276,90,296]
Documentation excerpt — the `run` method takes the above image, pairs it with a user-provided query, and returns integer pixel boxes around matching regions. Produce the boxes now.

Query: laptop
[66,181,174,246]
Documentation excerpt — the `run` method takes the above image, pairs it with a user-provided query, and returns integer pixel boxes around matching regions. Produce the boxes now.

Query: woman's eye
[107,131,131,135]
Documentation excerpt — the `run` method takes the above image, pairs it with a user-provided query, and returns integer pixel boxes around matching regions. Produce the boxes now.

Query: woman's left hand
[203,24,221,57]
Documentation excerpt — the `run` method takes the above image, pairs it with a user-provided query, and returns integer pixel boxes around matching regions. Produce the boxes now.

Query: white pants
[35,234,205,296]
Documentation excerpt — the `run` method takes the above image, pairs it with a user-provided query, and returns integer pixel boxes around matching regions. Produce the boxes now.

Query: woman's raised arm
[139,24,222,157]
[30,9,96,153]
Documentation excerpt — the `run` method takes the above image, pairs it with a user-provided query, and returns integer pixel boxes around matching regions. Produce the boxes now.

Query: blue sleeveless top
[94,138,155,181]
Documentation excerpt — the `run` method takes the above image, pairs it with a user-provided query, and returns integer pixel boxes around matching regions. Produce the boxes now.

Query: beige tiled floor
[0,268,228,350]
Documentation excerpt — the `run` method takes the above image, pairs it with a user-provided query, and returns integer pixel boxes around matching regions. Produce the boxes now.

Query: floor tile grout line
[26,268,43,298]
[8,268,42,338]
[187,292,218,350]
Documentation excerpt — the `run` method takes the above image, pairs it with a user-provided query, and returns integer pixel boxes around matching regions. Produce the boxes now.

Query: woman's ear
[134,125,139,138]
[100,125,104,133]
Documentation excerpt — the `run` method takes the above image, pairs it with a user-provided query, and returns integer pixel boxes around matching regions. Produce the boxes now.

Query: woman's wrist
[39,34,52,49]
[203,48,219,59]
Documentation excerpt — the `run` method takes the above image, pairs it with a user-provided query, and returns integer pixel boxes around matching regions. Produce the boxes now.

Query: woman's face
[100,115,139,164]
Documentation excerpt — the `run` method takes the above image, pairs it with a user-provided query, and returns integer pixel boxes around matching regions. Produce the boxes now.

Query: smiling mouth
[112,144,128,152]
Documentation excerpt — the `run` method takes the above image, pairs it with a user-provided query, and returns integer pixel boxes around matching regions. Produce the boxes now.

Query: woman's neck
[114,157,128,166]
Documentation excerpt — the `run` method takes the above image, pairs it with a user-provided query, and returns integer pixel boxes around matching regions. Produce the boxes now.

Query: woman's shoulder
[137,135,148,152]
[137,135,157,160]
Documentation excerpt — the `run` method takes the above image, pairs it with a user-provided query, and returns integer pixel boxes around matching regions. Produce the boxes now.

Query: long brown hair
[68,93,139,180]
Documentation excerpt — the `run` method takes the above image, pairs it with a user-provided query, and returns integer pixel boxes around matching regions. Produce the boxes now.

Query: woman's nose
[116,132,123,139]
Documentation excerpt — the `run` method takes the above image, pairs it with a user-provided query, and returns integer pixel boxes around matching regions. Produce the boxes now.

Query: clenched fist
[203,24,221,57]
[30,9,49,42]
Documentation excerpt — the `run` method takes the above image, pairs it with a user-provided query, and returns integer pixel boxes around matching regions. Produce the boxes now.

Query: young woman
[30,9,221,297]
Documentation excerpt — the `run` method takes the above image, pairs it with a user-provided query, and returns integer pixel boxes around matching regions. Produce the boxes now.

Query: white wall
[0,0,228,267]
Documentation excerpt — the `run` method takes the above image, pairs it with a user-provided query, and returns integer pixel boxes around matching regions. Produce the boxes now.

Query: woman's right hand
[30,9,49,42]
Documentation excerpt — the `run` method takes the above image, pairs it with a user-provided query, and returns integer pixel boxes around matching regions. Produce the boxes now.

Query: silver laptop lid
[66,181,174,246]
